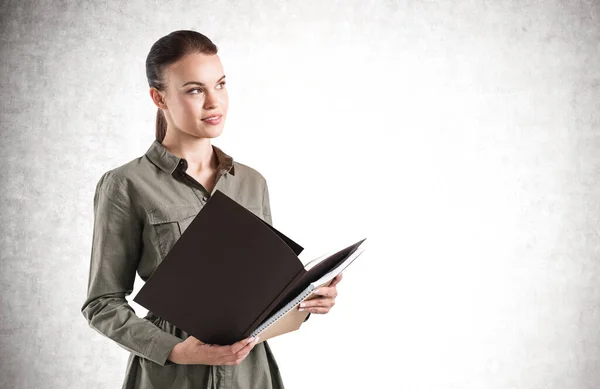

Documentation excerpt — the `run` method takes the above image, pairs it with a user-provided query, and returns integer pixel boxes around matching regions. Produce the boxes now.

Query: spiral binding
[251,285,315,337]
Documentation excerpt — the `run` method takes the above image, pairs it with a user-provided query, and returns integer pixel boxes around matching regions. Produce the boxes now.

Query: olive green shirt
[81,139,307,388]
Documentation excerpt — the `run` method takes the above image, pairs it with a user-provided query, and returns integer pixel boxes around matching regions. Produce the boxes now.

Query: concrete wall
[1,1,598,388]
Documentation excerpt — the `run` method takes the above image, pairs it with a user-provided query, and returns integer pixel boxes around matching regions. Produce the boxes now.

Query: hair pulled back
[146,30,218,142]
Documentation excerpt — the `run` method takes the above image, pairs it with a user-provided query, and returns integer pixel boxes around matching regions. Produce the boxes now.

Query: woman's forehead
[166,53,224,85]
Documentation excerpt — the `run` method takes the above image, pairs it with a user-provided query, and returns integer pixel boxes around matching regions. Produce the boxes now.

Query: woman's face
[160,52,228,139]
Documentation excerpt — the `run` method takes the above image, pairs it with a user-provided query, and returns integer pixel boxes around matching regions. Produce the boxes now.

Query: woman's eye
[189,83,225,94]
[188,81,226,95]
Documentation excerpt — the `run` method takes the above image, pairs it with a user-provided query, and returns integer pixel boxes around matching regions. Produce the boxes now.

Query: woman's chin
[203,126,224,138]
[185,126,224,139]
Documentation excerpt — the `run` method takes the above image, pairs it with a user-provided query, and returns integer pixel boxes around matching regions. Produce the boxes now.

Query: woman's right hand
[167,335,260,365]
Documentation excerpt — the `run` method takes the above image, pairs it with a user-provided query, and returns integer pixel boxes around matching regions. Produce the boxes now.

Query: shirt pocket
[147,205,199,260]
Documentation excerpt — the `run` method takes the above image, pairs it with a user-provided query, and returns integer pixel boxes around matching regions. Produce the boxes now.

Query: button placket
[175,157,231,204]
[177,159,211,202]
[188,186,208,205]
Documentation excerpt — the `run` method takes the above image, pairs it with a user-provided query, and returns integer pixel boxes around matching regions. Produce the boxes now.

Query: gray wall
[1,1,598,388]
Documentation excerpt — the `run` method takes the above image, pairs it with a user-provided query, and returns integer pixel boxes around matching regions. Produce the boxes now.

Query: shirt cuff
[145,329,183,366]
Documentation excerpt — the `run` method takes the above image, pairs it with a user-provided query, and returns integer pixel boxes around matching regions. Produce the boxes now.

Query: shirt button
[202,195,208,201]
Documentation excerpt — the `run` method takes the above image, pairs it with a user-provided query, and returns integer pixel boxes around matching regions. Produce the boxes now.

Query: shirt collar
[145,140,235,176]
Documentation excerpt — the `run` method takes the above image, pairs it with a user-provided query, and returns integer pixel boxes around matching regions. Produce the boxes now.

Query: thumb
[329,273,343,287]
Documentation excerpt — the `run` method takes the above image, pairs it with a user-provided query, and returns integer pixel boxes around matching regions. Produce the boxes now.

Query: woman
[81,30,343,389]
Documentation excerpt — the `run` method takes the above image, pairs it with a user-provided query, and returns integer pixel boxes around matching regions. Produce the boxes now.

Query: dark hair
[146,30,218,143]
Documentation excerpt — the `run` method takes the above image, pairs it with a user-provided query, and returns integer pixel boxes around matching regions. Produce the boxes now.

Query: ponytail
[155,108,167,143]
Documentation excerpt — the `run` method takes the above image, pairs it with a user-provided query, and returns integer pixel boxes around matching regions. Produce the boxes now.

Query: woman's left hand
[298,273,343,314]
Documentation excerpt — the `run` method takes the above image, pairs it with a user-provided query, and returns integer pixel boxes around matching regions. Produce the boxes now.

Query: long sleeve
[261,176,273,227]
[262,177,311,323]
[80,171,182,366]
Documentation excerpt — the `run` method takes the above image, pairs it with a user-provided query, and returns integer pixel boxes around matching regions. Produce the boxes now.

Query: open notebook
[250,243,366,342]
[133,189,367,345]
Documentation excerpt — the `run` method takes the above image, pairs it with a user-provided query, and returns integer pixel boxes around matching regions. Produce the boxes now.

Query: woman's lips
[202,115,222,125]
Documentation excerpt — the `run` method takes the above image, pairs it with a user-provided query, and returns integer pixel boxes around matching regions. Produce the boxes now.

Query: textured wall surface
[1,1,599,388]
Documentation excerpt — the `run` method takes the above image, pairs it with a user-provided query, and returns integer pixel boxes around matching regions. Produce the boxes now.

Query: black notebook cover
[133,190,364,345]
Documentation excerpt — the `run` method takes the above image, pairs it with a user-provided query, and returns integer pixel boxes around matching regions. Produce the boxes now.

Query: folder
[133,189,367,345]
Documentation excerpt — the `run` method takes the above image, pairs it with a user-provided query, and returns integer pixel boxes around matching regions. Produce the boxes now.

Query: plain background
[1,1,599,388]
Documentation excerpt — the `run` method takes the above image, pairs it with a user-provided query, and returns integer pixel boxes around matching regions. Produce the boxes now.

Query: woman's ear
[149,87,167,109]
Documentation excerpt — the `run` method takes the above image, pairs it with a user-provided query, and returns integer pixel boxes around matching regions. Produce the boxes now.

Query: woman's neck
[161,131,218,174]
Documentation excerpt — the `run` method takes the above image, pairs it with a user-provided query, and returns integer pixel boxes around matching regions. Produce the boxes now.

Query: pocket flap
[147,205,199,224]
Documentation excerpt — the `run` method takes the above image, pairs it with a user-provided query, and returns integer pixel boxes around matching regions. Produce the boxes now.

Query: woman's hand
[168,335,259,365]
[298,272,343,314]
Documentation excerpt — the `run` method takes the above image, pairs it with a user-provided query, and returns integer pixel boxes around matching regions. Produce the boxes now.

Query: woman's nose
[204,91,219,109]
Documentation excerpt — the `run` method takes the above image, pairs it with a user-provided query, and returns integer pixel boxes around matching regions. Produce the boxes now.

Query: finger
[230,336,258,354]
[223,350,250,365]
[329,273,343,287]
[306,306,331,314]
[225,354,248,365]
[222,337,259,364]
[233,336,259,359]
[233,342,256,363]
[212,336,256,360]
[300,298,335,309]
[312,286,338,298]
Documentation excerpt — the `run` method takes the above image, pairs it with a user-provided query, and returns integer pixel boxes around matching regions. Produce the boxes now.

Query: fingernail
[299,303,305,308]
[254,337,260,343]
[298,308,304,311]
[247,337,255,344]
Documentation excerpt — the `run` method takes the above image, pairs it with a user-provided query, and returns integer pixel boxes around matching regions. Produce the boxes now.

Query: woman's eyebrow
[181,75,226,87]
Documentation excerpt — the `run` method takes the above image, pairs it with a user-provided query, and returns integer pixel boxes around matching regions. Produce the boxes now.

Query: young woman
[81,30,343,389]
